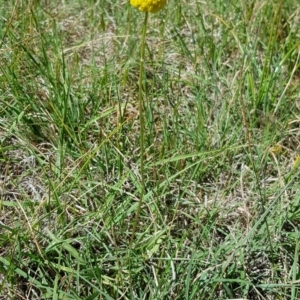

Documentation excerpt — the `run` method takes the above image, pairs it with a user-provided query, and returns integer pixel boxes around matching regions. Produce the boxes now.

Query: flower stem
[130,12,148,248]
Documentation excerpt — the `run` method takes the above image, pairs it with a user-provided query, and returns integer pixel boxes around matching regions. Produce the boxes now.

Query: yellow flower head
[130,0,166,13]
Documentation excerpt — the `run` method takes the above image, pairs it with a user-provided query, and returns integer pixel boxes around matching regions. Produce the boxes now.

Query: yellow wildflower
[130,0,166,13]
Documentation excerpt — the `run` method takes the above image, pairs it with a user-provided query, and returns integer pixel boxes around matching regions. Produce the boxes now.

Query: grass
[0,0,300,299]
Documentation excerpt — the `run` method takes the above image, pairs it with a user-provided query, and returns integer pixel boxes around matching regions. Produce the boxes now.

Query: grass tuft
[1,0,300,299]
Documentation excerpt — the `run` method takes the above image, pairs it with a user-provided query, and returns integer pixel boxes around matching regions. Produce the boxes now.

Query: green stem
[130,12,148,248]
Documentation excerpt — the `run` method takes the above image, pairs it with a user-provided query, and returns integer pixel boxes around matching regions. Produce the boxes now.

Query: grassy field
[1,0,300,299]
